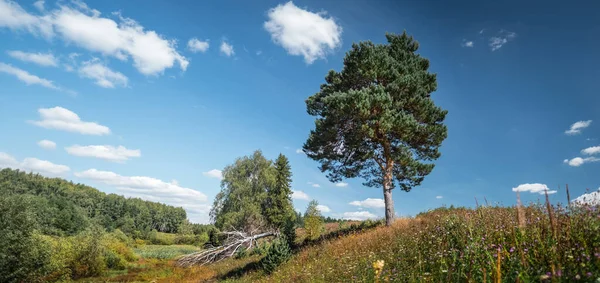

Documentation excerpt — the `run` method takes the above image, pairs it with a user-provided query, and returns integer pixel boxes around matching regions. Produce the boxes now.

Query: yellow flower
[373,260,385,271]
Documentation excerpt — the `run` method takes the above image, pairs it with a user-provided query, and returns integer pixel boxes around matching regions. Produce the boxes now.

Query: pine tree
[303,32,448,226]
[264,154,295,230]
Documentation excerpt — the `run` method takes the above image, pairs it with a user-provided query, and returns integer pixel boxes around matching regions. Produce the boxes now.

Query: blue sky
[0,0,599,223]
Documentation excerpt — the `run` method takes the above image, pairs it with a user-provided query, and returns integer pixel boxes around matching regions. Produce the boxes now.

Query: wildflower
[509,247,515,253]
[372,260,385,282]
[576,274,581,280]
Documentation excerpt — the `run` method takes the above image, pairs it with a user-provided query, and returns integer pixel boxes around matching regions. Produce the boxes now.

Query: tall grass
[134,245,201,260]
[233,202,600,282]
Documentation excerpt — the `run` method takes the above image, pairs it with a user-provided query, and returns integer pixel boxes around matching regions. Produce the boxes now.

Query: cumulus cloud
[461,40,474,48]
[512,183,557,195]
[582,146,600,155]
[563,157,599,167]
[308,181,320,188]
[436,195,443,199]
[0,62,59,89]
[349,198,385,209]
[292,190,310,200]
[65,145,140,162]
[0,0,53,37]
[75,168,209,223]
[335,182,348,187]
[33,0,44,11]
[7,50,58,66]
[489,30,516,51]
[565,120,592,135]
[295,148,304,154]
[30,106,111,135]
[264,1,342,64]
[572,189,600,206]
[220,41,234,57]
[0,0,188,75]
[38,139,56,149]
[0,152,69,176]
[316,204,330,213]
[78,59,128,88]
[203,169,222,179]
[342,211,378,221]
[187,38,209,53]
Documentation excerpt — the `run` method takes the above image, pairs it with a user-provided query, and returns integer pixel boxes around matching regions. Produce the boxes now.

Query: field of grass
[91,202,600,282]
[134,245,202,259]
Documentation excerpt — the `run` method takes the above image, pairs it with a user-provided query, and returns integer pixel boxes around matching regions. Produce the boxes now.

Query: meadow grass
[134,245,201,260]
[231,203,600,282]
[93,200,600,282]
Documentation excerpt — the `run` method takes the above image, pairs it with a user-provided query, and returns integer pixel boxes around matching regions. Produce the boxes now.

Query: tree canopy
[303,32,448,226]
[210,151,295,233]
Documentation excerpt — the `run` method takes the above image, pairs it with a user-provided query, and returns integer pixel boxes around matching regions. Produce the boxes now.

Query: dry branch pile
[176,230,277,267]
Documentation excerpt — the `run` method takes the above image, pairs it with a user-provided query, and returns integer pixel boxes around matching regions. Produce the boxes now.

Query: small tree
[303,200,323,240]
[264,154,296,230]
[303,32,448,226]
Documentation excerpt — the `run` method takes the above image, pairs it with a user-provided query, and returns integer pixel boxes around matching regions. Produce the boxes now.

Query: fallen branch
[176,230,277,267]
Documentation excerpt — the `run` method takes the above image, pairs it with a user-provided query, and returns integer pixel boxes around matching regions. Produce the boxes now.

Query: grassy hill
[89,202,600,282]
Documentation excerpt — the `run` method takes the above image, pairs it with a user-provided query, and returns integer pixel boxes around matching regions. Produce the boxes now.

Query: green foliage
[260,236,292,274]
[303,32,448,224]
[0,195,52,282]
[304,200,324,240]
[133,245,201,260]
[211,150,274,231]
[211,151,296,233]
[264,154,296,230]
[281,217,297,248]
[0,168,187,236]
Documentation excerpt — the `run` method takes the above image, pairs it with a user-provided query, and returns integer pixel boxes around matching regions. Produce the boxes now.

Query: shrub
[260,236,292,274]
[281,218,297,248]
[70,225,106,278]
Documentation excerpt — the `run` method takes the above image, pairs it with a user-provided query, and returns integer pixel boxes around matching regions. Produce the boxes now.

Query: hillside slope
[230,205,600,282]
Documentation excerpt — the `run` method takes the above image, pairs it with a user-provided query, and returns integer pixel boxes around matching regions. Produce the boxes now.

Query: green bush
[260,236,292,274]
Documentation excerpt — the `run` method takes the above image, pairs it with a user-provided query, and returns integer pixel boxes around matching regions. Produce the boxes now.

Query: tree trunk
[383,164,394,226]
[383,184,394,226]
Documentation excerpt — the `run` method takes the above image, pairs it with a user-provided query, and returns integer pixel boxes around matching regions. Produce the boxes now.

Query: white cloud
[264,1,342,64]
[74,168,209,222]
[349,198,385,209]
[65,145,140,162]
[30,106,111,135]
[0,62,59,89]
[563,157,600,167]
[316,204,330,213]
[203,169,222,179]
[33,0,44,12]
[220,41,234,57]
[7,50,58,67]
[335,182,348,187]
[0,0,53,37]
[342,211,378,221]
[489,30,516,51]
[582,146,600,155]
[37,139,56,149]
[295,148,304,154]
[0,1,188,75]
[436,195,443,199]
[308,181,320,188]
[187,38,209,53]
[78,59,128,88]
[512,183,557,195]
[572,189,600,206]
[292,190,310,200]
[461,40,474,47]
[0,152,69,176]
[565,120,592,135]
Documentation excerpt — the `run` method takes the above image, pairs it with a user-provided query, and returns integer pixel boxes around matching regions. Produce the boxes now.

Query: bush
[0,195,53,283]
[260,236,292,274]
[281,218,297,248]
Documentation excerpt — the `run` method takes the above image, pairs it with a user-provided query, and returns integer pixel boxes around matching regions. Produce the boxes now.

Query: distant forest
[0,168,192,236]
